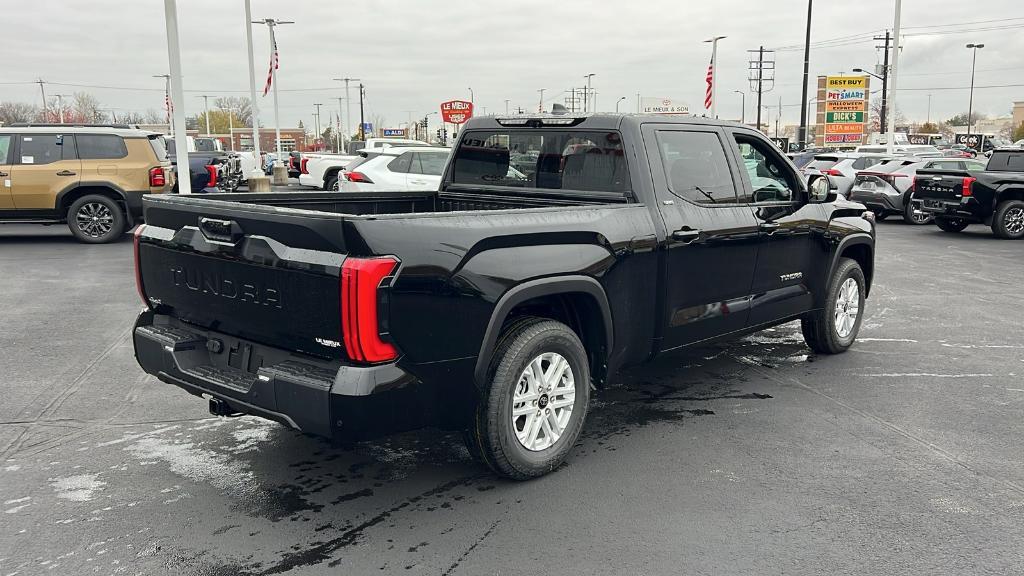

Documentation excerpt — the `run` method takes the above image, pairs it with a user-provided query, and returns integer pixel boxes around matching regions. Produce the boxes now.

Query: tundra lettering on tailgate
[169,265,284,309]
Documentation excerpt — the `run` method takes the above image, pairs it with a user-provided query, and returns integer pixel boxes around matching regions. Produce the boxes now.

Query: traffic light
[435,128,442,142]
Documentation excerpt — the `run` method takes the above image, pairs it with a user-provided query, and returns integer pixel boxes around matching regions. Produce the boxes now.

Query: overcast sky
[4,0,1023,132]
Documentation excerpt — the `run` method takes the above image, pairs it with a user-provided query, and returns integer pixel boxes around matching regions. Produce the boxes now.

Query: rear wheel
[935,217,969,233]
[902,196,932,225]
[324,172,340,191]
[67,194,126,244]
[466,318,590,480]
[991,200,1024,239]
[874,212,889,222]
[802,258,865,354]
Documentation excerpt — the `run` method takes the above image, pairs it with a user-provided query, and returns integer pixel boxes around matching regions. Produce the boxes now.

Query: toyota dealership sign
[441,100,474,124]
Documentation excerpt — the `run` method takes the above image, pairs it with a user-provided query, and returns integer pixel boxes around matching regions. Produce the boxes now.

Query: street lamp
[583,74,595,113]
[468,87,474,104]
[966,43,985,136]
[733,90,745,124]
[853,67,886,132]
[615,96,626,113]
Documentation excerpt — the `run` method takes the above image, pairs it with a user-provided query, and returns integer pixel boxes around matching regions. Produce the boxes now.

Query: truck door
[726,129,823,326]
[10,132,80,210]
[0,134,13,209]
[642,124,760,350]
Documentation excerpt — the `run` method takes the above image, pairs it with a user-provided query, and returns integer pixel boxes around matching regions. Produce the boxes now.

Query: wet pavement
[2,221,1023,575]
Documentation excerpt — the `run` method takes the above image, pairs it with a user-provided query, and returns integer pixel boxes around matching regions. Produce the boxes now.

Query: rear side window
[387,152,412,173]
[987,152,1024,172]
[852,156,884,170]
[148,135,168,162]
[451,129,629,193]
[17,134,71,165]
[77,134,128,159]
[411,152,448,176]
[806,158,838,170]
[655,130,737,204]
[924,160,962,171]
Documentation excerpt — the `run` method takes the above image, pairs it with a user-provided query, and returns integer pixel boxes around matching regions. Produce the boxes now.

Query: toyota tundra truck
[132,113,876,479]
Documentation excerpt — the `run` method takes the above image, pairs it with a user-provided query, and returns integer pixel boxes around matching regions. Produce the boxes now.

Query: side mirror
[809,175,831,203]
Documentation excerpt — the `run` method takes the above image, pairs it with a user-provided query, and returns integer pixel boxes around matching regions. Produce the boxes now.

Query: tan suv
[0,125,174,243]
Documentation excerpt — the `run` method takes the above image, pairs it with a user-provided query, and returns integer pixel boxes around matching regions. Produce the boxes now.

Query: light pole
[242,0,267,186]
[505,99,510,115]
[583,74,595,113]
[335,96,345,151]
[333,77,360,148]
[615,96,626,113]
[313,103,323,146]
[798,0,813,148]
[966,43,984,136]
[253,17,293,183]
[468,87,474,105]
[734,90,745,124]
[885,0,902,156]
[227,108,235,151]
[537,88,545,113]
[161,0,190,193]
[703,36,726,119]
[55,94,71,124]
[853,67,886,134]
[198,95,211,136]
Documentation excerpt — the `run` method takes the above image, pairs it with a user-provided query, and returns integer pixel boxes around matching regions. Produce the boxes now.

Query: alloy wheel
[834,277,860,339]
[1005,207,1024,235]
[511,352,576,452]
[76,202,114,238]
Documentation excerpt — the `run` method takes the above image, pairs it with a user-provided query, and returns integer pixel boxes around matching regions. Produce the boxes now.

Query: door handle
[0,171,7,177]
[672,228,702,243]
[56,170,77,176]
[759,222,781,230]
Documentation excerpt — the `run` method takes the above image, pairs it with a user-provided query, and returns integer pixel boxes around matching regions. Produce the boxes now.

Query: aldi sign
[382,128,407,137]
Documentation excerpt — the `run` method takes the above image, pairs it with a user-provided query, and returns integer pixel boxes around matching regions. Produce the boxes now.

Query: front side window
[733,135,799,204]
[77,135,128,160]
[0,135,11,164]
[655,130,737,204]
[17,134,68,165]
[451,130,628,193]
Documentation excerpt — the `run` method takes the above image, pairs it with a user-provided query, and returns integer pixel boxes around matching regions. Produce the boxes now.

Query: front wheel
[991,200,1024,239]
[802,257,865,354]
[935,217,969,233]
[467,318,590,480]
[67,194,126,244]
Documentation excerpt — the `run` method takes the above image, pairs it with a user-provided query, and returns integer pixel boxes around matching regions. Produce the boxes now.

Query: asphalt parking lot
[2,221,1023,576]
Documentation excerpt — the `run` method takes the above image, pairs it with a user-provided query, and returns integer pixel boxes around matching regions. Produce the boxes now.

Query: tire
[991,200,1024,239]
[67,194,126,244]
[466,318,591,480]
[324,173,339,191]
[801,257,866,355]
[935,217,969,233]
[902,195,932,225]
[874,212,888,222]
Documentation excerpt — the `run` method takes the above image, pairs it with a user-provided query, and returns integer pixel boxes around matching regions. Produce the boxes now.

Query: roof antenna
[551,103,569,115]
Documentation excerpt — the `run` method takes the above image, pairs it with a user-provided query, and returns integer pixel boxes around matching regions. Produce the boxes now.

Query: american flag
[164,90,173,123]
[263,37,279,96]
[704,55,713,110]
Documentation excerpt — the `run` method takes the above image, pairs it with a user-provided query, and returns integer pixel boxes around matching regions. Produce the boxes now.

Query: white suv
[340,147,450,192]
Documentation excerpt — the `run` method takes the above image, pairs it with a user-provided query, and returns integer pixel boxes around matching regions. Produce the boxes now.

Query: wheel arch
[474,276,614,390]
[830,234,874,298]
[57,183,128,216]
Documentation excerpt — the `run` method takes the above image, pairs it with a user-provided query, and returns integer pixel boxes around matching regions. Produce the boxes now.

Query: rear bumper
[297,174,319,188]
[848,189,902,213]
[133,311,433,441]
[917,197,985,222]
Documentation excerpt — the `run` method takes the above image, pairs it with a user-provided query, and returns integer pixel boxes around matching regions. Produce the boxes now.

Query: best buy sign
[826,111,864,123]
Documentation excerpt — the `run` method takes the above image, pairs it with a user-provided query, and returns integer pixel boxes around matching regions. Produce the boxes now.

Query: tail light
[340,256,399,363]
[289,156,296,170]
[822,168,843,177]
[962,176,976,197]
[205,165,218,188]
[300,158,309,174]
[133,225,150,309]
[910,175,916,192]
[149,166,166,187]
[346,171,374,183]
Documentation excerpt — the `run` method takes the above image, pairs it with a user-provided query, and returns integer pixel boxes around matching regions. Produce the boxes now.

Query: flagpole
[704,36,726,119]
[243,0,265,183]
[254,17,293,185]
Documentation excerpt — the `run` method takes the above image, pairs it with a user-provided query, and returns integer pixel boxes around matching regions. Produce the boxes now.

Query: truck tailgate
[914,169,970,202]
[138,195,349,360]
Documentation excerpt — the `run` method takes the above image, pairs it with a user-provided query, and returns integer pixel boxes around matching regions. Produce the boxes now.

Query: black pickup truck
[915,148,1024,239]
[132,114,876,479]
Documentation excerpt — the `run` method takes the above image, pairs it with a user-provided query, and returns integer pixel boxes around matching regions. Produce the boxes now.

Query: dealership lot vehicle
[0,125,173,243]
[339,146,450,192]
[916,147,1024,238]
[300,139,432,190]
[132,114,875,480]
[855,144,943,157]
[165,137,242,194]
[850,157,987,224]
[802,153,889,196]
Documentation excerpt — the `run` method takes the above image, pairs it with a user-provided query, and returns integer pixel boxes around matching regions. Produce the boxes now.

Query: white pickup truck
[299,138,432,190]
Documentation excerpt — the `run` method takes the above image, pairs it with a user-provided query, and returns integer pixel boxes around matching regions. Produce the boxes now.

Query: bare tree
[0,101,40,125]
[72,92,105,123]
[868,98,905,133]
[143,108,166,124]
[215,97,252,127]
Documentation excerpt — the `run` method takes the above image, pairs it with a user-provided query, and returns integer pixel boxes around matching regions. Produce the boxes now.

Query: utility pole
[199,95,211,136]
[583,74,595,113]
[55,94,71,124]
[798,0,813,148]
[253,17,293,183]
[333,77,360,145]
[776,96,782,137]
[703,37,725,118]
[358,83,366,139]
[755,47,765,130]
[335,97,345,150]
[927,93,932,124]
[537,88,545,113]
[873,30,892,137]
[505,99,510,115]
[313,103,322,144]
[242,0,269,190]
[886,0,902,156]
[36,79,47,120]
